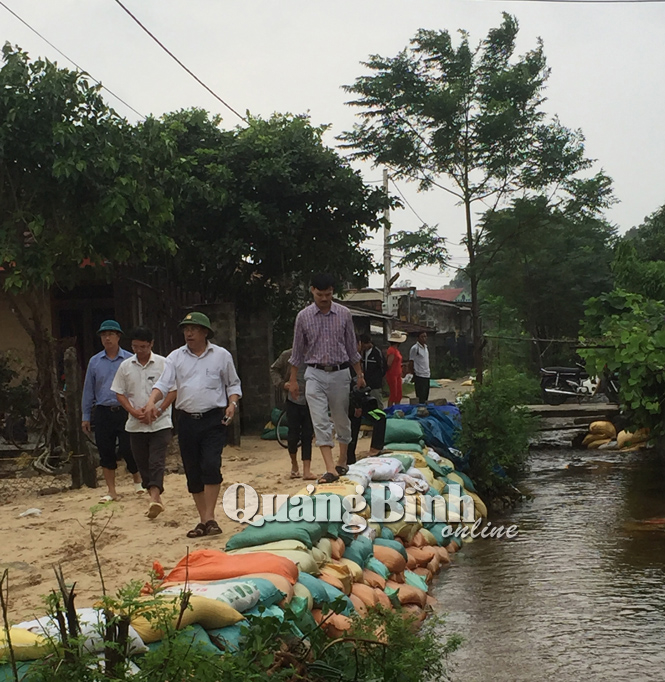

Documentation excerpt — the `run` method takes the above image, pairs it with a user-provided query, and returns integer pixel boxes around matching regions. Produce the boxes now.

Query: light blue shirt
[81,348,133,421]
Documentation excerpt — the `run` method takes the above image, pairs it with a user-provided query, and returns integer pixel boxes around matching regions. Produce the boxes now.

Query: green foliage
[456,365,539,502]
[478,195,616,366]
[0,44,175,294]
[481,296,532,370]
[139,109,387,310]
[580,289,665,436]
[0,352,34,439]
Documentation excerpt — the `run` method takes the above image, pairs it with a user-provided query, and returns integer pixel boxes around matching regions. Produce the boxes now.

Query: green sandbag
[298,573,329,604]
[373,537,408,561]
[271,407,284,425]
[260,426,288,441]
[148,623,221,656]
[404,570,429,593]
[452,470,477,493]
[209,605,284,652]
[380,527,395,540]
[422,521,453,547]
[343,543,365,567]
[386,453,414,471]
[366,556,390,579]
[385,419,424,443]
[383,442,424,454]
[242,577,286,607]
[425,455,453,478]
[225,519,322,550]
[384,586,401,609]
[0,661,35,682]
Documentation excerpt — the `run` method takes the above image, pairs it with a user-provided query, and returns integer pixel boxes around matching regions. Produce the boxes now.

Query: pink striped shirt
[289,302,360,367]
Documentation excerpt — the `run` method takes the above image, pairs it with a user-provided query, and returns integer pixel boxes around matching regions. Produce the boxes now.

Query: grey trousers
[304,366,352,447]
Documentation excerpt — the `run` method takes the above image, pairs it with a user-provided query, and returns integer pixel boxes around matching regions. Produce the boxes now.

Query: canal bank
[438,445,665,681]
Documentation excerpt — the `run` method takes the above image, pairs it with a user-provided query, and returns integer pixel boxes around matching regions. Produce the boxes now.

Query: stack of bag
[582,421,649,450]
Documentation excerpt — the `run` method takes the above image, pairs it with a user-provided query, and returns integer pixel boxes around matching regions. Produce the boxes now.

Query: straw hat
[387,330,407,343]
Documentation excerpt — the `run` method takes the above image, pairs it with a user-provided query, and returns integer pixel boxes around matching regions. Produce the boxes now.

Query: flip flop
[146,502,164,519]
[134,483,145,494]
[290,471,301,479]
[335,465,349,476]
[205,520,223,536]
[318,471,339,484]
[99,495,119,504]
[186,522,207,538]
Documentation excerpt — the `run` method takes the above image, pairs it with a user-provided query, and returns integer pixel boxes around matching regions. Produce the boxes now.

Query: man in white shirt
[144,312,242,539]
[111,327,176,520]
[409,331,431,404]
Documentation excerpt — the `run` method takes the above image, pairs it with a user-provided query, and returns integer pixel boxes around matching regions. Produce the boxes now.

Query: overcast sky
[2,0,664,289]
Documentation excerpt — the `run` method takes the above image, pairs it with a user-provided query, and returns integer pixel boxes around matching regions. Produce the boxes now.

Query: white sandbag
[394,473,429,493]
[18,608,147,655]
[161,580,260,613]
[352,457,404,481]
[406,467,426,481]
[345,467,371,489]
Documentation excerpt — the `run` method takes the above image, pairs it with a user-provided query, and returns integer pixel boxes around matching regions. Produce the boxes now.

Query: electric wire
[112,0,247,123]
[0,0,145,119]
[389,178,431,227]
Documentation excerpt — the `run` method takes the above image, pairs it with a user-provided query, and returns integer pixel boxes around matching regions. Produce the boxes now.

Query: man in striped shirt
[289,273,366,484]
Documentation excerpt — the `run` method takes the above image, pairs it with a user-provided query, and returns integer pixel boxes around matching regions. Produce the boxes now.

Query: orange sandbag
[319,573,348,595]
[405,553,418,570]
[165,549,299,585]
[311,608,323,624]
[413,567,433,584]
[446,541,458,554]
[374,589,393,610]
[373,545,407,574]
[389,572,405,584]
[402,604,427,631]
[362,570,386,590]
[386,580,427,608]
[349,593,368,618]
[330,538,345,561]
[408,532,425,548]
[434,546,451,564]
[323,614,354,638]
[427,554,441,575]
[351,583,379,608]
[320,564,352,594]
[406,547,437,567]
[425,594,437,608]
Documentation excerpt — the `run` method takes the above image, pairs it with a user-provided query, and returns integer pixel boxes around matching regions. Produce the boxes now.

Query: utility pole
[382,168,391,316]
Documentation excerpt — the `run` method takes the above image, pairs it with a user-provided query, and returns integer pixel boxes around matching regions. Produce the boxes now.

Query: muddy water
[438,446,665,682]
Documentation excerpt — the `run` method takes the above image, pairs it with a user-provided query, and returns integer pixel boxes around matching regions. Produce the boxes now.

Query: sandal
[146,502,164,519]
[290,471,301,479]
[335,465,349,476]
[186,522,207,538]
[205,520,223,536]
[318,471,340,484]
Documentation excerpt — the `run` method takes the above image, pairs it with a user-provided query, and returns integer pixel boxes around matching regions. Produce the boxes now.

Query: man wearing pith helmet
[82,320,143,502]
[144,311,242,539]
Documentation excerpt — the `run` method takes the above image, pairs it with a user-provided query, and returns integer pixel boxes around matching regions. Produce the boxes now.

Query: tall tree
[139,110,387,337]
[478,194,616,366]
[340,13,601,379]
[0,45,174,452]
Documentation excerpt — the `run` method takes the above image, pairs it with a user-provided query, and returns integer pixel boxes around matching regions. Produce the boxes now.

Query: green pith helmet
[96,320,123,335]
[179,311,214,335]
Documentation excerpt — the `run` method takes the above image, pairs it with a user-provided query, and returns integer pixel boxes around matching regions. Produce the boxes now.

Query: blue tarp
[384,404,461,451]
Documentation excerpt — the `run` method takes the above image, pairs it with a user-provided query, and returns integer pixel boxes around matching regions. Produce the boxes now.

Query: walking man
[111,327,176,519]
[289,273,365,484]
[359,333,385,409]
[144,312,241,538]
[409,331,431,404]
[270,349,315,480]
[82,320,142,502]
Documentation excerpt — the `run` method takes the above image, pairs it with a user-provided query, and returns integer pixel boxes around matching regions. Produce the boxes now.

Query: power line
[0,0,145,119]
[112,0,247,124]
[389,178,430,227]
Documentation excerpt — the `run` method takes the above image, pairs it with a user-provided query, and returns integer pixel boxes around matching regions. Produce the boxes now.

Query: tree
[0,45,174,455]
[138,110,387,339]
[478,195,616,366]
[340,13,603,380]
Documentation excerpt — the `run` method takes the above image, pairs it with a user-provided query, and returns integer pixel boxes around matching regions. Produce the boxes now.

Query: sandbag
[374,588,393,611]
[582,433,607,447]
[225,519,322,551]
[365,557,390,580]
[588,438,611,449]
[406,546,437,567]
[161,581,260,613]
[316,538,333,562]
[351,583,379,608]
[0,628,53,661]
[413,567,433,584]
[338,558,363,583]
[387,453,415,471]
[329,537,346,560]
[239,573,295,604]
[385,420,424,443]
[372,545,407,574]
[297,573,329,605]
[362,570,386,590]
[383,442,424,454]
[130,595,244,644]
[617,428,649,449]
[404,570,429,593]
[351,457,404,481]
[385,581,427,608]
[292,582,314,611]
[418,529,438,546]
[374,538,408,561]
[242,577,288,607]
[348,594,368,618]
[320,564,353,595]
[468,492,488,519]
[589,420,617,439]
[165,549,299,584]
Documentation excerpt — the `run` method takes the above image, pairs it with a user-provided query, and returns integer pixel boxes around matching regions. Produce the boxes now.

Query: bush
[456,365,539,504]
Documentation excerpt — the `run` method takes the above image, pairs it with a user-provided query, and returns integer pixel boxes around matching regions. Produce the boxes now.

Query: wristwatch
[230,400,239,408]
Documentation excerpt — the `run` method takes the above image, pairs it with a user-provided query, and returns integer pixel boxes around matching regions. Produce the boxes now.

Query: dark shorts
[177,408,226,494]
[94,406,138,474]
[129,428,172,494]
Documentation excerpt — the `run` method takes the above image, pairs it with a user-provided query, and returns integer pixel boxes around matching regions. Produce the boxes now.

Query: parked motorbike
[540,364,619,405]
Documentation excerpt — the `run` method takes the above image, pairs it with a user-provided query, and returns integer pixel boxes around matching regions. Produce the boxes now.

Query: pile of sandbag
[582,421,649,450]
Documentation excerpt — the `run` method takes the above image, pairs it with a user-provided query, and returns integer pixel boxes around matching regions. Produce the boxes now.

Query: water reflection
[438,447,665,682]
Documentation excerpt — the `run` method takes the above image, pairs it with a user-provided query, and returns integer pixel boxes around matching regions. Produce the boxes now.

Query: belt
[97,405,123,413]
[307,362,350,372]
[181,407,223,420]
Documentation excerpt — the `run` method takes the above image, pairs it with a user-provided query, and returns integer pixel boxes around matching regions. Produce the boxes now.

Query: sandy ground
[0,378,473,625]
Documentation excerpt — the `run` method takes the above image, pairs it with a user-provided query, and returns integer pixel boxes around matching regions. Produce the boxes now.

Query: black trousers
[414,375,430,404]
[347,414,387,465]
[94,406,138,473]
[177,409,226,494]
[129,428,172,493]
[285,400,313,461]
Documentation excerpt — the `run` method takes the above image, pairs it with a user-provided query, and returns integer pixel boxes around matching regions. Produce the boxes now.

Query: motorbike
[540,364,619,405]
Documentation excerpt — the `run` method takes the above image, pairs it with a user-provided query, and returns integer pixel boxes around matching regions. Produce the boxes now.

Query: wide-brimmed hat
[388,330,407,343]
[179,311,214,336]
[97,320,123,335]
